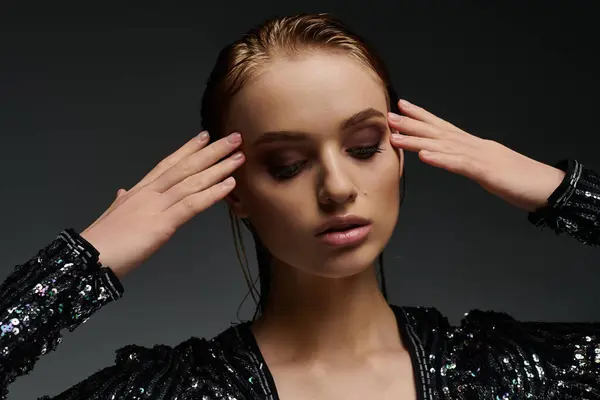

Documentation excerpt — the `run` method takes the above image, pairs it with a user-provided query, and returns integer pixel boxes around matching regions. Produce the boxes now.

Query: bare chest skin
[269,350,416,400]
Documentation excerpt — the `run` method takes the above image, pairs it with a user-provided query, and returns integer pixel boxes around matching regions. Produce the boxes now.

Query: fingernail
[232,151,244,160]
[388,112,402,123]
[399,99,411,107]
[223,177,236,186]
[198,131,209,141]
[392,133,404,140]
[227,132,242,144]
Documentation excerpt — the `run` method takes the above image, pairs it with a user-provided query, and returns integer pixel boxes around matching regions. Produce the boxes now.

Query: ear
[398,148,404,179]
[391,128,404,178]
[224,189,250,219]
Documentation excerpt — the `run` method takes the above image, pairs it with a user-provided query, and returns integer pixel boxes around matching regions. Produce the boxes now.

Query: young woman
[1,13,598,400]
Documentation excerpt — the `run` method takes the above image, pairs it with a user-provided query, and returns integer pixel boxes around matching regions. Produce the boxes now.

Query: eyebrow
[251,107,385,148]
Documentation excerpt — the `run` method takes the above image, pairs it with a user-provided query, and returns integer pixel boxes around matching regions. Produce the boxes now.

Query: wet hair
[199,13,405,319]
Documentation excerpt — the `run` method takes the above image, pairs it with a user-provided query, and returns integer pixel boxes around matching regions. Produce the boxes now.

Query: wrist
[528,159,582,225]
[79,228,127,279]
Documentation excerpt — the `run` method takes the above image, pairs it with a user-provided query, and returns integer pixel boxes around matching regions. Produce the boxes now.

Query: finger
[134,131,211,189]
[163,177,236,229]
[116,189,127,198]
[162,151,245,208]
[397,99,459,131]
[388,114,444,139]
[150,132,243,193]
[390,134,456,154]
[418,150,479,178]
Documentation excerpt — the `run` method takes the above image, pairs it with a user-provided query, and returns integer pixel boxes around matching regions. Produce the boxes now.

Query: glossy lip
[317,224,372,248]
[314,214,372,236]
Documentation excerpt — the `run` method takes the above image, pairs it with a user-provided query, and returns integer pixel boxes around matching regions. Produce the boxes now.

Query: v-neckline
[237,305,427,400]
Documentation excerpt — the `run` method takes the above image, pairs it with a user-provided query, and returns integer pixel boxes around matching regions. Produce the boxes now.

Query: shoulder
[392,305,451,334]
[397,304,600,353]
[393,305,539,341]
[394,304,553,349]
[104,322,263,399]
[393,305,543,375]
[395,305,600,396]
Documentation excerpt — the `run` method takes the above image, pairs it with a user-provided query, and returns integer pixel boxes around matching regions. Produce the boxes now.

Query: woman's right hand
[80,131,245,278]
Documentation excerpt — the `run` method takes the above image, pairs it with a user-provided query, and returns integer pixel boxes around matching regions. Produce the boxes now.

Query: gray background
[1,1,598,398]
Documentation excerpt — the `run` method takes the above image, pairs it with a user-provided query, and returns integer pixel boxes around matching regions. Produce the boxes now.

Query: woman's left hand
[387,99,565,212]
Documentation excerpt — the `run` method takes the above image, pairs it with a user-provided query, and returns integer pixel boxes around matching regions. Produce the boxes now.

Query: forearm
[0,229,123,399]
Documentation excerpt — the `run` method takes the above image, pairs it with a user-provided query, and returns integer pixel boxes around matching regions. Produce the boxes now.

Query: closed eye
[270,144,384,181]
[347,145,383,159]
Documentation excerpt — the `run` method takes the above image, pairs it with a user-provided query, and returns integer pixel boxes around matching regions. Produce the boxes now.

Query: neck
[251,260,401,364]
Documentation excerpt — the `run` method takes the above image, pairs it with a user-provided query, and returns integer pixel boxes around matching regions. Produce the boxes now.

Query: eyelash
[272,145,384,181]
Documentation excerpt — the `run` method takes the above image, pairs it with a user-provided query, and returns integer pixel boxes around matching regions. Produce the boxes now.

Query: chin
[312,239,383,279]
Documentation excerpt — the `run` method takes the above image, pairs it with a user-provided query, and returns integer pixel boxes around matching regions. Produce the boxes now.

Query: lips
[315,215,371,236]
[322,223,363,233]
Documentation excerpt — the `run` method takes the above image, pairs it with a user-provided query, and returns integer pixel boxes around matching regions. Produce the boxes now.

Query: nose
[317,152,358,206]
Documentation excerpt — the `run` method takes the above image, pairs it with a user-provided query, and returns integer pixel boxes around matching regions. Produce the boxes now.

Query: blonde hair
[200,13,399,318]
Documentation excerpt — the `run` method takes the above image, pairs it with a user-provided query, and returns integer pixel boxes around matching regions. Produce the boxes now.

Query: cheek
[375,145,401,181]
[369,153,402,246]
[366,150,402,206]
[243,184,312,263]
[240,172,309,233]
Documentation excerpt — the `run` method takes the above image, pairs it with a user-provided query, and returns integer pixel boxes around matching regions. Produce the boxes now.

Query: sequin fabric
[529,159,600,247]
[0,160,598,400]
[396,306,600,399]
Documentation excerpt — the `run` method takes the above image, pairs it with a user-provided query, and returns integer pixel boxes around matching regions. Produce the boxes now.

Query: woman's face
[225,51,403,278]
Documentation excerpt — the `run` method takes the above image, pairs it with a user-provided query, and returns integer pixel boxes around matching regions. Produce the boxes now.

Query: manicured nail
[198,131,209,141]
[227,132,242,144]
[388,112,402,123]
[399,99,412,107]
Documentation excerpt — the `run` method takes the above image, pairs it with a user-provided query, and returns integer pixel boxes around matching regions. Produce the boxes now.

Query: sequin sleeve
[529,160,600,246]
[0,229,124,399]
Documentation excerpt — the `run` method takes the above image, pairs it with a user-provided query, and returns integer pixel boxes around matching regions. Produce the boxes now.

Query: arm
[528,159,600,246]
[0,231,236,400]
[0,130,248,399]
[440,162,600,397]
[0,229,123,399]
[386,99,599,248]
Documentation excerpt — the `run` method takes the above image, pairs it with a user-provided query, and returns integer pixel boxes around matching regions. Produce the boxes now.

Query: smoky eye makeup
[263,151,307,178]
[259,122,388,181]
[349,123,387,143]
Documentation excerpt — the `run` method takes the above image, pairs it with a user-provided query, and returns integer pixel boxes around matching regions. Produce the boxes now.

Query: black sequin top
[1,159,599,400]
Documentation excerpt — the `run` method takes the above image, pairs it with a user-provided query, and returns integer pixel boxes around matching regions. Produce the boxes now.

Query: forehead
[227,52,388,137]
